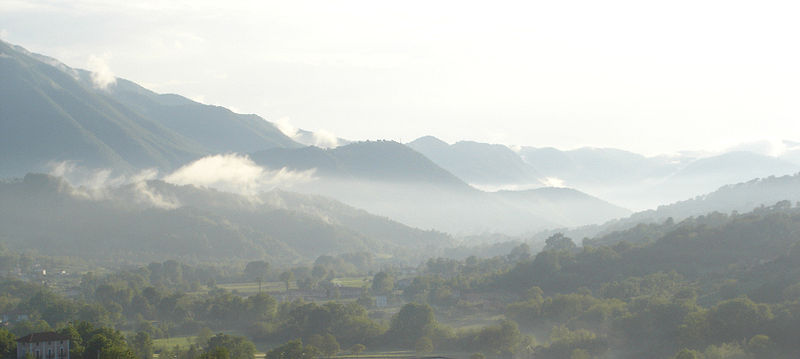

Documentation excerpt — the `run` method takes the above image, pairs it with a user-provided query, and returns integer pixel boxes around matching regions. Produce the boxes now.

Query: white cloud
[0,29,8,40]
[131,168,160,182]
[470,183,543,192]
[542,177,565,188]
[87,53,116,89]
[45,162,176,208]
[275,117,299,139]
[163,153,316,195]
[48,160,77,178]
[132,181,180,209]
[312,129,339,148]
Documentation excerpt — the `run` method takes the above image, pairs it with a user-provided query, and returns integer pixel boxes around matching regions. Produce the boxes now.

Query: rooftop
[15,332,70,343]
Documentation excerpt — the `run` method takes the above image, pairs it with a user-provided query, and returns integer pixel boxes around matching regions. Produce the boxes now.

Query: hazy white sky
[2,0,799,155]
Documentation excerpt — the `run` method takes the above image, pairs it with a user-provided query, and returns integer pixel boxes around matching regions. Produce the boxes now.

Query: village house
[15,331,70,359]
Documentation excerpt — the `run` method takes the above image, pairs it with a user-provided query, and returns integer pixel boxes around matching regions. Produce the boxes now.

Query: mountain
[407,136,543,188]
[519,146,800,210]
[0,173,452,264]
[0,40,299,177]
[631,172,800,223]
[667,151,798,185]
[545,172,800,246]
[252,140,470,187]
[250,141,628,234]
[0,41,632,236]
[106,78,300,154]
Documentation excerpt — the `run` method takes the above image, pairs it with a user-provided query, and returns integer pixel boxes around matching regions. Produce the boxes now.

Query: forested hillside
[3,202,800,358]
[0,174,451,265]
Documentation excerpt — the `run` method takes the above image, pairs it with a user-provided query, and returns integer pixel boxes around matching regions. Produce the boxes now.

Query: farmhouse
[16,331,70,359]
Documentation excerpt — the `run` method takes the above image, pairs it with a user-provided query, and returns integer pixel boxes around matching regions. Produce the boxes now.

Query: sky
[2,0,799,156]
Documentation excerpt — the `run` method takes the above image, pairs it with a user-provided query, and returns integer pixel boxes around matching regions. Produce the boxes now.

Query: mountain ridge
[0,40,301,177]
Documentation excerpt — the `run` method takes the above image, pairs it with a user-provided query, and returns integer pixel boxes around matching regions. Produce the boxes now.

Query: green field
[332,276,370,287]
[334,351,414,358]
[217,280,289,295]
[153,335,197,351]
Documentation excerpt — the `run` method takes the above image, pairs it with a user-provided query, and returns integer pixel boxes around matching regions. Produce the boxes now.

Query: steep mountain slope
[107,78,300,154]
[0,40,299,177]
[0,41,199,175]
[0,174,452,264]
[407,136,543,187]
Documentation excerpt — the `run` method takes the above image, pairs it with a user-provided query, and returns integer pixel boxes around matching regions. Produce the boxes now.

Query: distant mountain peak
[408,135,449,147]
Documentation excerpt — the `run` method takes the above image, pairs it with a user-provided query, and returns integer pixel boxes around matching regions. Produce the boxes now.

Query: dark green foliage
[534,326,607,359]
[673,348,701,359]
[543,233,577,252]
[348,344,365,356]
[201,347,230,359]
[706,297,772,343]
[206,333,255,359]
[387,303,435,347]
[307,334,339,357]
[265,339,318,359]
[130,331,154,359]
[0,328,16,359]
[370,272,393,295]
[466,320,520,356]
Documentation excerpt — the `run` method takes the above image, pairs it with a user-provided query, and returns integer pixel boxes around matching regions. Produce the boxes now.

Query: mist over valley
[2,6,800,357]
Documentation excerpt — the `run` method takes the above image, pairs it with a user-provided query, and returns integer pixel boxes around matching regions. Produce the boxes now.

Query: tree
[673,348,700,359]
[320,334,339,358]
[309,334,339,358]
[83,334,112,359]
[349,344,366,357]
[508,243,531,261]
[747,334,774,357]
[206,333,255,359]
[82,331,136,359]
[59,323,84,358]
[0,328,16,359]
[371,272,394,295]
[544,233,576,252]
[202,347,230,359]
[130,331,154,359]
[244,261,269,293]
[266,340,318,359]
[196,327,214,348]
[472,320,521,355]
[415,337,433,354]
[389,303,435,347]
[280,271,294,292]
[708,297,772,343]
[311,265,328,280]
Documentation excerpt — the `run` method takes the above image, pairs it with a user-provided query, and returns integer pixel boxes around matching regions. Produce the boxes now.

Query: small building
[16,331,70,359]
[375,295,388,307]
